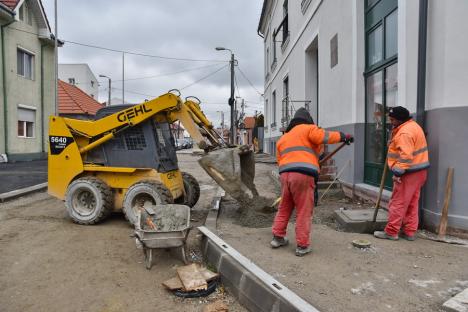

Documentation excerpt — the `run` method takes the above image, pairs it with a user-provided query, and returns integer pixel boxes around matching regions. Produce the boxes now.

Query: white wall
[425,0,468,111]
[58,64,99,99]
[262,0,365,141]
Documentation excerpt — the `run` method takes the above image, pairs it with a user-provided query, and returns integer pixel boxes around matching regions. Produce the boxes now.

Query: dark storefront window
[364,0,398,188]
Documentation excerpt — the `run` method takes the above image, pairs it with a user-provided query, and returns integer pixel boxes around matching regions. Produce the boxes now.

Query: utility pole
[122,52,125,104]
[99,75,111,106]
[215,47,235,144]
[229,53,235,144]
[54,0,58,115]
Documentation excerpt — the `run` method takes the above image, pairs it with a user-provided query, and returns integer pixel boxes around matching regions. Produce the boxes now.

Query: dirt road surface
[217,161,468,312]
[0,153,246,312]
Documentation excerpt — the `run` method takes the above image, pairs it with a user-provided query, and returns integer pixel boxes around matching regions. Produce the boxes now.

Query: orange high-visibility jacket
[276,124,344,177]
[387,119,429,176]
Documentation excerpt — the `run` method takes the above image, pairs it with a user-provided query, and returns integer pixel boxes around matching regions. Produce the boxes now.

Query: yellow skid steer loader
[48,91,257,225]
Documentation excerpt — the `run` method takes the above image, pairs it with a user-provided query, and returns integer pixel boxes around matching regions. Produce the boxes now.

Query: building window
[364,0,398,188]
[330,34,338,68]
[68,78,75,85]
[265,99,269,127]
[271,31,277,69]
[19,2,33,26]
[282,76,289,125]
[91,80,95,87]
[281,0,289,46]
[17,49,34,79]
[271,90,277,127]
[17,107,35,138]
[265,47,270,76]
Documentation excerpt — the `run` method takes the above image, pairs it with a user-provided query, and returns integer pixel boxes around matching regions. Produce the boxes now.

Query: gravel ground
[0,153,246,312]
[217,161,468,312]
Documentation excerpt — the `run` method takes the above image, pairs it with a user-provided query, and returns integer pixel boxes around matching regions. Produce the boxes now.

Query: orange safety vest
[276,124,343,177]
[387,119,429,176]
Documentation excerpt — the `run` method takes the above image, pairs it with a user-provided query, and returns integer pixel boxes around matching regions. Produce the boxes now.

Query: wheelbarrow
[133,203,191,270]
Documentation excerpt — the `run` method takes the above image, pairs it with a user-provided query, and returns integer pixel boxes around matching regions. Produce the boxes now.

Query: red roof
[0,0,19,9]
[58,80,104,115]
[244,117,256,129]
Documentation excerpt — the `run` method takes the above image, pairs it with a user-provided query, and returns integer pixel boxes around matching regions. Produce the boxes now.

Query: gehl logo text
[117,104,152,122]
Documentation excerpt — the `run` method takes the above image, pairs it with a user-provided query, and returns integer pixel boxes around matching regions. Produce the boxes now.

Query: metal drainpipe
[41,44,46,154]
[416,0,428,225]
[1,20,14,156]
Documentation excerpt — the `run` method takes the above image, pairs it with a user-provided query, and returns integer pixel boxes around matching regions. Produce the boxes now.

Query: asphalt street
[0,160,47,193]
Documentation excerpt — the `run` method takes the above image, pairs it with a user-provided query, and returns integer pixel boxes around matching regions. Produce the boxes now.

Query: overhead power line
[180,64,228,90]
[64,40,227,63]
[8,27,227,63]
[237,66,263,96]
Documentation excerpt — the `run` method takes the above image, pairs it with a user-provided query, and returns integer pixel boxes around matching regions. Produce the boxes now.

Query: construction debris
[202,300,229,312]
[162,264,219,293]
[177,263,208,291]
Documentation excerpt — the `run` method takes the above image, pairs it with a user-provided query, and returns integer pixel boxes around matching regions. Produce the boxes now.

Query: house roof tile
[58,80,104,115]
[244,117,256,129]
[0,0,19,9]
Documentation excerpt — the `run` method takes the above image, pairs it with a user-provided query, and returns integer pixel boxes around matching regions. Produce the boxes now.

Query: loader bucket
[198,148,259,203]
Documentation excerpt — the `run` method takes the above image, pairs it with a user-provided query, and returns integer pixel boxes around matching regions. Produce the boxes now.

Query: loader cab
[87,105,179,173]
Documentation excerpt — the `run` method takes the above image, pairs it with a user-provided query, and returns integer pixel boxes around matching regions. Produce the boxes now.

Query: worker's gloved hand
[341,133,354,145]
[238,145,251,155]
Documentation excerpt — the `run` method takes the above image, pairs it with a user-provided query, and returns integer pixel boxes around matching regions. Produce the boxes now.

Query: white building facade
[58,64,99,99]
[258,0,468,233]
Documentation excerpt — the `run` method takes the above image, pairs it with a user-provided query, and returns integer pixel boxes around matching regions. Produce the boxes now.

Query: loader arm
[169,99,229,151]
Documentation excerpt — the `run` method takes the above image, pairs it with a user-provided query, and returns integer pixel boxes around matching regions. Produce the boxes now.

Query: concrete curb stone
[0,183,48,203]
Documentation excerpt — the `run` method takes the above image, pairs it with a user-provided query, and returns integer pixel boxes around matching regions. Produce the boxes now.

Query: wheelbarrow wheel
[144,248,153,270]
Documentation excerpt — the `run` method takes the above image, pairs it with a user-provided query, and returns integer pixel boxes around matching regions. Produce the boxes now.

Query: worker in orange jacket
[272,108,353,256]
[374,106,429,241]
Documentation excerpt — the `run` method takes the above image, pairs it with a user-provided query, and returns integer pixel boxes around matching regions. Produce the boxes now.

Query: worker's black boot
[295,246,311,257]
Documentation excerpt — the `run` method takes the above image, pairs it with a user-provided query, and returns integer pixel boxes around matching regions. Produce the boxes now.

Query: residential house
[58,63,99,99]
[58,79,103,119]
[0,0,57,162]
[239,116,255,146]
[258,0,468,234]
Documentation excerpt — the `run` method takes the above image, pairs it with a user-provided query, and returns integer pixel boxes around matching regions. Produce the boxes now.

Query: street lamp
[99,75,111,106]
[215,47,235,144]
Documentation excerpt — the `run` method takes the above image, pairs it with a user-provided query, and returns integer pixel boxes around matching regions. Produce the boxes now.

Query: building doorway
[305,37,319,124]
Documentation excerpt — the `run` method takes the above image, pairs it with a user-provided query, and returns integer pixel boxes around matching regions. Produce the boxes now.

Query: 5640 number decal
[49,136,74,155]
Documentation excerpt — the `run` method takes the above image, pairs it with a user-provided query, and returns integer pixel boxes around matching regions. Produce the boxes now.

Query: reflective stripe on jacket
[276,124,343,177]
[387,119,429,176]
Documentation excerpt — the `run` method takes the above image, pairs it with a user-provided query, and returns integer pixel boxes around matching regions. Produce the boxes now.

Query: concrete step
[317,180,340,190]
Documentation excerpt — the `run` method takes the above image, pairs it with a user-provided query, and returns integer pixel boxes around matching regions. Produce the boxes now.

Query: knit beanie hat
[388,106,411,122]
[293,107,314,124]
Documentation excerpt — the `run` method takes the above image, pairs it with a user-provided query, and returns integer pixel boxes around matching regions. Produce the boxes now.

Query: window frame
[363,0,398,189]
[271,90,277,128]
[17,48,35,80]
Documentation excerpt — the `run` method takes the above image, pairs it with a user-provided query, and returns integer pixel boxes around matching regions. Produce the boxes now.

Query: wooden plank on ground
[199,267,219,282]
[162,276,183,290]
[177,264,207,291]
[438,167,454,237]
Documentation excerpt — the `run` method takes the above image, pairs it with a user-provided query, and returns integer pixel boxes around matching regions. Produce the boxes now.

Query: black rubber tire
[122,180,174,226]
[176,172,200,208]
[174,279,218,298]
[65,177,113,225]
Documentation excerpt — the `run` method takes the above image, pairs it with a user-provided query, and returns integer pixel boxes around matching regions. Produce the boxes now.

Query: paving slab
[443,288,468,312]
[334,208,388,233]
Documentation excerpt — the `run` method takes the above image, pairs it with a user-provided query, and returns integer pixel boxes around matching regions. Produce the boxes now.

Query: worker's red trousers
[272,172,315,247]
[385,170,427,237]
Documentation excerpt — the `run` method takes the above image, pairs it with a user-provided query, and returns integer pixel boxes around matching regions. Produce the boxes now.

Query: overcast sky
[41,0,265,127]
